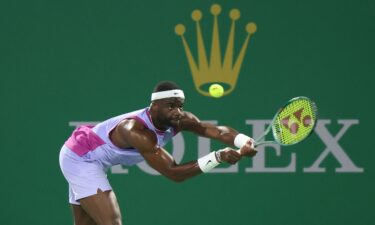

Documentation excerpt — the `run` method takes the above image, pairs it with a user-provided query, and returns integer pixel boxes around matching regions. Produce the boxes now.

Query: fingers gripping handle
[234,133,257,155]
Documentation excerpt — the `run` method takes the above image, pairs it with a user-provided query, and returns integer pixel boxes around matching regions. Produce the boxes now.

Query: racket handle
[255,140,277,146]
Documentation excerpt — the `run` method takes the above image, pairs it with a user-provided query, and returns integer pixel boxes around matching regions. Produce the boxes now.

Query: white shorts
[59,145,112,205]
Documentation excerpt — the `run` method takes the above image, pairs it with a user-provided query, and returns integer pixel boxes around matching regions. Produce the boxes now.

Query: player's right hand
[238,139,257,157]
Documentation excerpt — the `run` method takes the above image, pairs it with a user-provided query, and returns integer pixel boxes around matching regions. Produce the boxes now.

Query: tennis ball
[209,84,224,98]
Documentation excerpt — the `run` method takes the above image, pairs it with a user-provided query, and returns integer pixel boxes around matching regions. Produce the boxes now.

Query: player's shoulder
[115,118,158,152]
[118,118,146,130]
[177,111,201,131]
[181,111,200,121]
[118,118,157,139]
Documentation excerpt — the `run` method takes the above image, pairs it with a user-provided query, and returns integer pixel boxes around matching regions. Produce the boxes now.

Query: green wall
[1,0,374,224]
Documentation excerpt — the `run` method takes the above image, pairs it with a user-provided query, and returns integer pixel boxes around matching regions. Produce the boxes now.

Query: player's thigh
[79,189,122,225]
[71,204,98,225]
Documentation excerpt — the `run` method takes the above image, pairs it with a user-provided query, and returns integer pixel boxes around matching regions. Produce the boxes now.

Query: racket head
[271,96,318,146]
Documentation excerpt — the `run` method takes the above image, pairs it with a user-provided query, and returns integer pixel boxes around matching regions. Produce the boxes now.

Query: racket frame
[254,96,318,147]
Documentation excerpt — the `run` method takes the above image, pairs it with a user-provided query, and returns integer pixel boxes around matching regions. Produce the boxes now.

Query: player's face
[155,98,184,128]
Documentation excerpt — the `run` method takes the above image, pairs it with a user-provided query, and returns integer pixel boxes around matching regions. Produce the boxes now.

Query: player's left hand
[219,148,242,164]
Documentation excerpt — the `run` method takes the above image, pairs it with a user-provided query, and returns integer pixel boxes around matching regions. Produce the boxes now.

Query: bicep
[181,116,225,138]
[179,112,238,144]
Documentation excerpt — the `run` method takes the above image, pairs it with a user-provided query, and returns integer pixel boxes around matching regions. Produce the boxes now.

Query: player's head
[150,81,185,129]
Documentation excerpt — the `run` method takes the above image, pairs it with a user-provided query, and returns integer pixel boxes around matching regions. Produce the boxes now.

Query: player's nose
[173,108,183,117]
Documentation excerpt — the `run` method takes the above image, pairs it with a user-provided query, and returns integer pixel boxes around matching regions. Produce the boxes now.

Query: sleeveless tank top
[64,107,177,169]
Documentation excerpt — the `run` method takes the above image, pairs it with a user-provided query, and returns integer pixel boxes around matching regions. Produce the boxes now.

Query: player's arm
[177,111,256,157]
[113,119,244,182]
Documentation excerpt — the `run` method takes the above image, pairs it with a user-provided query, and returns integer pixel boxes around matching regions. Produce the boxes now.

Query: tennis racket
[253,96,318,147]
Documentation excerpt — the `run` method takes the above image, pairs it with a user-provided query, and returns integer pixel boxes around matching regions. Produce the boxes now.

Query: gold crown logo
[175,4,257,97]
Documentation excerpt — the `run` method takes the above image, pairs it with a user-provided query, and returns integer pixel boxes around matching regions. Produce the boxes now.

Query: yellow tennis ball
[209,84,224,98]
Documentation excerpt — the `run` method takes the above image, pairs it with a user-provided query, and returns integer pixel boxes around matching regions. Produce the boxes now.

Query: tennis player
[59,81,257,225]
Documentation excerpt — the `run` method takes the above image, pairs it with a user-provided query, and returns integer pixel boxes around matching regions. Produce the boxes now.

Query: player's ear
[150,101,159,110]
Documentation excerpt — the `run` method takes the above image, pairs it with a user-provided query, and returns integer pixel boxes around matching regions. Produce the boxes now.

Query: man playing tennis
[59,81,257,225]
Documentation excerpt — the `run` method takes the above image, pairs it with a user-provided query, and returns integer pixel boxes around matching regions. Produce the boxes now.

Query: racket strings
[273,98,317,145]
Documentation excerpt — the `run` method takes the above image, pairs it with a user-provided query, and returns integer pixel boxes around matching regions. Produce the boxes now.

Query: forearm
[142,147,206,182]
[165,145,253,181]
[167,150,225,181]
[206,126,254,150]
[181,112,252,148]
[209,126,239,146]
[164,161,202,182]
[143,148,224,182]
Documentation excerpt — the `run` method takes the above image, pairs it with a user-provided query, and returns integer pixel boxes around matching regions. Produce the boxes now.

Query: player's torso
[65,107,176,169]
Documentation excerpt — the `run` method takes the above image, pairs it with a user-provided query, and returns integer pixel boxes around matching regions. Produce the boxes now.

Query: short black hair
[153,81,181,92]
